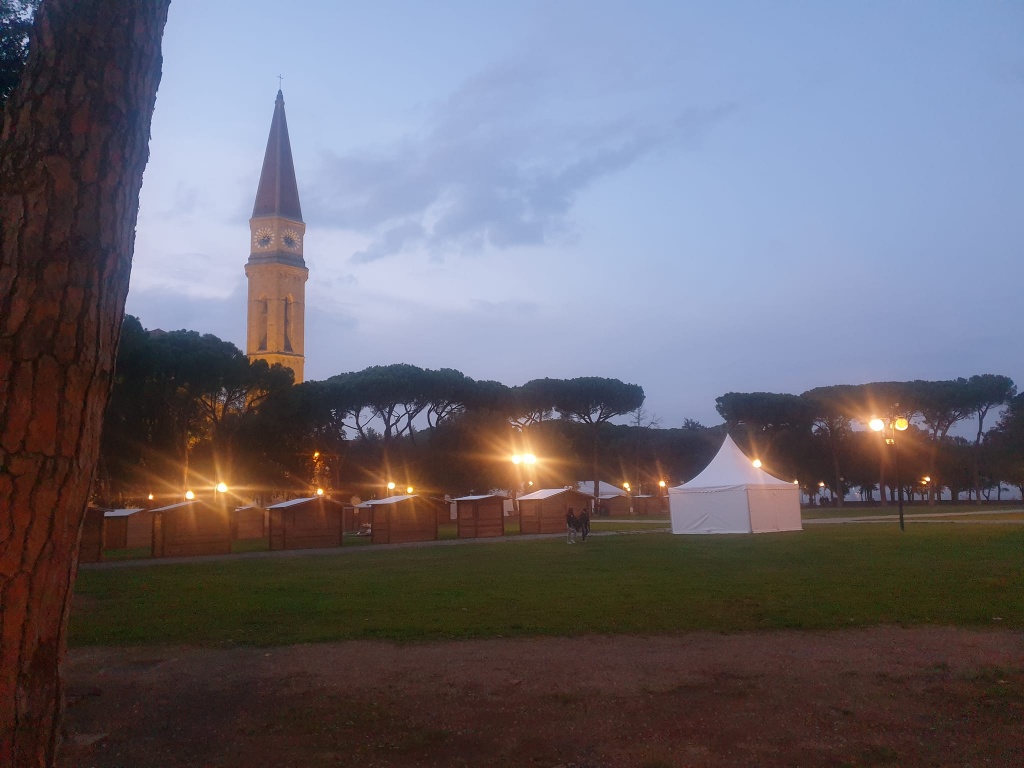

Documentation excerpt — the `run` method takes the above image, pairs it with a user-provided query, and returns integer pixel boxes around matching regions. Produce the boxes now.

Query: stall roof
[150,501,196,513]
[359,494,417,507]
[452,493,508,502]
[575,480,627,497]
[268,497,319,509]
[518,488,586,501]
[103,508,145,518]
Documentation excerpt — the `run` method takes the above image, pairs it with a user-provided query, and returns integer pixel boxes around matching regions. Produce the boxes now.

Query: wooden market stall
[78,506,106,564]
[102,507,153,550]
[632,494,667,516]
[152,500,232,558]
[517,488,593,534]
[267,497,344,551]
[453,494,507,539]
[232,505,268,540]
[366,495,438,545]
[601,494,632,516]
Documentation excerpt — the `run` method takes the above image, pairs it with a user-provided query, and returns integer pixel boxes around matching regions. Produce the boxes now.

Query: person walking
[579,506,591,542]
[566,506,577,543]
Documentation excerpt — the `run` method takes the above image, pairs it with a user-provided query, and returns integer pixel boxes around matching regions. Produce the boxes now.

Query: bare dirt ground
[61,627,1023,768]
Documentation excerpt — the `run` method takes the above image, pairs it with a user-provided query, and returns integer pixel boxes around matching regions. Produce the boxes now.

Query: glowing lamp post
[510,454,537,514]
[623,482,633,517]
[870,415,910,531]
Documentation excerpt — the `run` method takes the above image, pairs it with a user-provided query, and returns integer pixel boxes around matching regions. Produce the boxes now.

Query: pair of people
[566,506,591,543]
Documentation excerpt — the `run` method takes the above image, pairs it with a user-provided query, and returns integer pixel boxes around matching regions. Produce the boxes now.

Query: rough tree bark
[0,1,168,765]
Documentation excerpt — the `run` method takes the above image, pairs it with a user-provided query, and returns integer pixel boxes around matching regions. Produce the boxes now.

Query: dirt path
[61,627,1023,767]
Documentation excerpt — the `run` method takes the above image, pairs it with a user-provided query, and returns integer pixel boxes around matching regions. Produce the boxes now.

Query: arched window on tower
[256,297,268,351]
[283,295,294,353]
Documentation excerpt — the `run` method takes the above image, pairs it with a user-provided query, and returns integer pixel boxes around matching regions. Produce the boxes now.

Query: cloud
[307,57,735,264]
[159,182,201,218]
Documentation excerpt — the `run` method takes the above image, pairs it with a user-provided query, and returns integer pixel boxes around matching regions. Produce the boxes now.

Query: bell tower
[245,89,308,383]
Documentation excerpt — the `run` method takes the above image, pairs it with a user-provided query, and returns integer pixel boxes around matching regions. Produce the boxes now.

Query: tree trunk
[0,2,168,765]
[972,408,988,506]
[878,454,887,506]
[830,447,843,508]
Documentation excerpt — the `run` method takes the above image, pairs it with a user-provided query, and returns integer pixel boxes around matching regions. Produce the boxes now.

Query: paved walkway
[804,508,1024,525]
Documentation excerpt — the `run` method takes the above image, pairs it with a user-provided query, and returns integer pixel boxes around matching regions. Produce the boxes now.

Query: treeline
[96,317,673,505]
[716,378,1022,506]
[95,317,1023,507]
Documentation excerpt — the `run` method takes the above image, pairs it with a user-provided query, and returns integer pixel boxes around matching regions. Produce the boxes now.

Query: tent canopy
[680,435,797,491]
[670,435,802,534]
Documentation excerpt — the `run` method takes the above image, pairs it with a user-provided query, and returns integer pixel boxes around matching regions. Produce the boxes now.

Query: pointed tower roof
[252,90,303,222]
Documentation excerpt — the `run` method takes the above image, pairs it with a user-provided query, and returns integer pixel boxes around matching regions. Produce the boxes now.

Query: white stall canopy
[669,435,802,534]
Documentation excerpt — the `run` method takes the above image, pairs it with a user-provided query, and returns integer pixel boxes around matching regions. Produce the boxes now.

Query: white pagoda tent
[669,435,802,534]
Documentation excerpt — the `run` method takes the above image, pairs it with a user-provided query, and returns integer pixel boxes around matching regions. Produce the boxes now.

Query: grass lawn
[71,525,1024,648]
[590,519,670,530]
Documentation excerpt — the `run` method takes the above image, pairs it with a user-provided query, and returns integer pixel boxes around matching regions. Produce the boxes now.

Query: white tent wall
[669,487,752,534]
[747,486,802,533]
[669,435,803,535]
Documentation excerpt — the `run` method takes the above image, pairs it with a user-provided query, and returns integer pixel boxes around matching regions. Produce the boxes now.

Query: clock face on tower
[253,228,274,249]
[282,228,301,251]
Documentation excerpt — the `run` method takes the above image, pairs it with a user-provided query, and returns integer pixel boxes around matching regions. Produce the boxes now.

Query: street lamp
[510,454,537,514]
[870,414,910,531]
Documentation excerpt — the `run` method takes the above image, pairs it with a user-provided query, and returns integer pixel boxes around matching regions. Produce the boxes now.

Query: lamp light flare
[406,486,414,494]
[923,476,931,483]
[184,490,195,500]
[511,455,522,465]
[387,482,396,490]
[818,481,826,488]
[894,417,909,431]
[148,493,154,501]
[216,482,228,493]
[316,487,325,496]
[752,459,762,468]
[869,418,885,432]
[658,480,666,488]
[623,482,631,491]
[523,453,537,464]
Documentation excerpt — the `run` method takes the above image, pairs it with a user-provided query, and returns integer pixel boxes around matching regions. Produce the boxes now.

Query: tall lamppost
[623,482,633,517]
[870,415,910,531]
[510,453,537,515]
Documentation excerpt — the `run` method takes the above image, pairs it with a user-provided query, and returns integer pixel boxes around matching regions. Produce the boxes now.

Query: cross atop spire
[252,90,302,222]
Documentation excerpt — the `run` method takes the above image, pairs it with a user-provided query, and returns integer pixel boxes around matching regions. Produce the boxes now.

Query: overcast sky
[126,0,1024,427]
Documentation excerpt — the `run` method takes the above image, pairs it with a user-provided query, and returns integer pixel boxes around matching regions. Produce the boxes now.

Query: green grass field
[70,524,1024,648]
